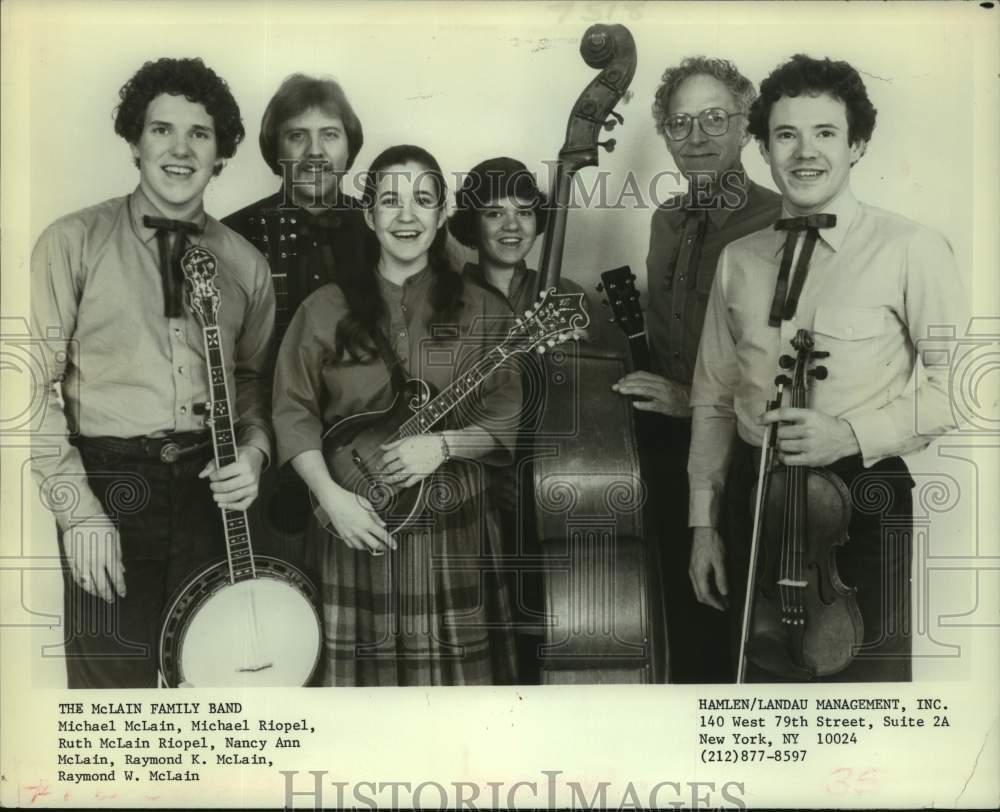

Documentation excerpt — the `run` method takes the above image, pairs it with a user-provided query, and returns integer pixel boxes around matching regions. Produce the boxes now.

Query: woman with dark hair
[450,157,591,682]
[272,145,522,686]
[451,156,589,316]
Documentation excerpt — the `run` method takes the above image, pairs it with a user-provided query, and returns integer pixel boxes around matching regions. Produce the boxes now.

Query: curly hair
[652,56,757,137]
[333,144,464,363]
[747,54,877,147]
[114,58,245,166]
[258,73,364,176]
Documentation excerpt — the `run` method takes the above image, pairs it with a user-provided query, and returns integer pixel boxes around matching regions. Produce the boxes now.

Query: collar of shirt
[775,186,860,255]
[376,264,433,297]
[686,167,750,229]
[129,185,207,245]
[464,261,530,301]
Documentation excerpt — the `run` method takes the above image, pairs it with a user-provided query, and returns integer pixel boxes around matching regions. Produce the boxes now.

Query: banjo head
[160,558,321,688]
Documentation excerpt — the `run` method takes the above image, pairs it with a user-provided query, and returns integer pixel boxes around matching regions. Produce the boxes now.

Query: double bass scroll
[529,24,667,684]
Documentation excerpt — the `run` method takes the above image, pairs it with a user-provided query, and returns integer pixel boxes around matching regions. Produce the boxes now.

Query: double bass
[737,329,863,681]
[529,24,668,684]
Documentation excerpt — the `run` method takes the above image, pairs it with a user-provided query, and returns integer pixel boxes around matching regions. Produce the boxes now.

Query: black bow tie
[143,215,202,318]
[774,213,837,231]
[143,215,202,236]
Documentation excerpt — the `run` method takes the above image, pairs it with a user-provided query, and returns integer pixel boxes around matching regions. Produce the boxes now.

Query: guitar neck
[629,333,651,372]
[397,343,513,439]
[202,324,256,582]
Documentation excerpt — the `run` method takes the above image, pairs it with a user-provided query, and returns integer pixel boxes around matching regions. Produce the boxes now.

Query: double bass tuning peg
[598,138,616,153]
[809,366,828,381]
[778,354,794,369]
[604,111,625,131]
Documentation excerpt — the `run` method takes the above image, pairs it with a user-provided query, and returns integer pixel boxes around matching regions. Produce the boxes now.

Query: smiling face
[129,93,219,219]
[475,195,538,272]
[664,73,748,182]
[364,161,445,274]
[762,92,865,215]
[278,106,349,206]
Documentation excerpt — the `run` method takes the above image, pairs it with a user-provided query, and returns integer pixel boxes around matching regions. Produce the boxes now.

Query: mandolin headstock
[505,288,590,354]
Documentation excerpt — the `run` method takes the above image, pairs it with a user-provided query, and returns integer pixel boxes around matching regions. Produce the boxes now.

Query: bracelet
[439,433,451,464]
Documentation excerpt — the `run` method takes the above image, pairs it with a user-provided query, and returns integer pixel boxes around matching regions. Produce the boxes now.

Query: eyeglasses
[664,107,745,141]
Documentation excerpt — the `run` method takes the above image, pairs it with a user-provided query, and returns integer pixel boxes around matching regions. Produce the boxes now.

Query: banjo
[158,246,322,688]
[315,288,589,540]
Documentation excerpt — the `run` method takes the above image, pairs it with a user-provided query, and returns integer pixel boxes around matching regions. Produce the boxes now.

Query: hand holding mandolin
[315,478,393,555]
[379,434,448,489]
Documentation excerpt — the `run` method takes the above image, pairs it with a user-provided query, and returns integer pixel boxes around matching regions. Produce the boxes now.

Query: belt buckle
[160,441,182,464]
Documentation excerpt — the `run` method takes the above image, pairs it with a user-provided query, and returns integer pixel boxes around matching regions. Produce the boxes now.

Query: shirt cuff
[277,434,323,470]
[237,424,272,470]
[57,488,109,534]
[688,487,722,529]
[844,410,898,468]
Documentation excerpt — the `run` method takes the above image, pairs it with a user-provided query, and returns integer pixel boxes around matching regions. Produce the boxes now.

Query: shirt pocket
[811,305,886,386]
[813,305,885,342]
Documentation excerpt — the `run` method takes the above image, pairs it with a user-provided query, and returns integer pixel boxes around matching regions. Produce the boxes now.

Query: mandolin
[158,246,322,688]
[314,289,589,540]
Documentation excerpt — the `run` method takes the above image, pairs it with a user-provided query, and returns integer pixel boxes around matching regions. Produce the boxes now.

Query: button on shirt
[646,172,782,385]
[31,187,276,530]
[222,191,367,342]
[687,188,969,528]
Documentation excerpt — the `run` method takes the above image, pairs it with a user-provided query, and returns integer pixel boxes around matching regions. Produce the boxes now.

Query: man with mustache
[223,74,368,565]
[30,58,274,687]
[687,54,968,682]
[612,57,781,683]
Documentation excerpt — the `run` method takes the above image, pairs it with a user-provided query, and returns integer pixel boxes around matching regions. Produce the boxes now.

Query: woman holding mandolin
[272,144,526,686]
[450,156,591,682]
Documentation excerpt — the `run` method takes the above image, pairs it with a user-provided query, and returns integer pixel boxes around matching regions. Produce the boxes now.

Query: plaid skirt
[314,464,518,686]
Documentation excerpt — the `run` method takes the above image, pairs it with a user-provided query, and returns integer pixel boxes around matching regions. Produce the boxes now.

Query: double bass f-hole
[737,328,863,682]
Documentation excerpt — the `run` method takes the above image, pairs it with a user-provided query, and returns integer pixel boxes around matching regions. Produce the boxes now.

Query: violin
[737,328,863,681]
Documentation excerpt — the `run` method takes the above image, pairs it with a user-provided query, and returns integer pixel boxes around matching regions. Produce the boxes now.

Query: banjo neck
[200,322,257,584]
[181,244,258,585]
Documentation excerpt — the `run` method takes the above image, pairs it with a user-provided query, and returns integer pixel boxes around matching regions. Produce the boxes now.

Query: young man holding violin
[687,54,967,682]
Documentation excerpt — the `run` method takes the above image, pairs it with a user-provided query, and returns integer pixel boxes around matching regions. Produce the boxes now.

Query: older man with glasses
[612,56,781,683]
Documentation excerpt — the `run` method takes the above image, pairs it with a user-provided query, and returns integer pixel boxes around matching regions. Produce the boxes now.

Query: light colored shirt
[31,187,275,530]
[688,188,968,528]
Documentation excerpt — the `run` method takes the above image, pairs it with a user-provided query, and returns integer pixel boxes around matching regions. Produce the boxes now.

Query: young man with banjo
[30,58,290,688]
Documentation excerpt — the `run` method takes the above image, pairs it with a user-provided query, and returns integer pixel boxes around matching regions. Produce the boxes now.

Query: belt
[73,432,213,464]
